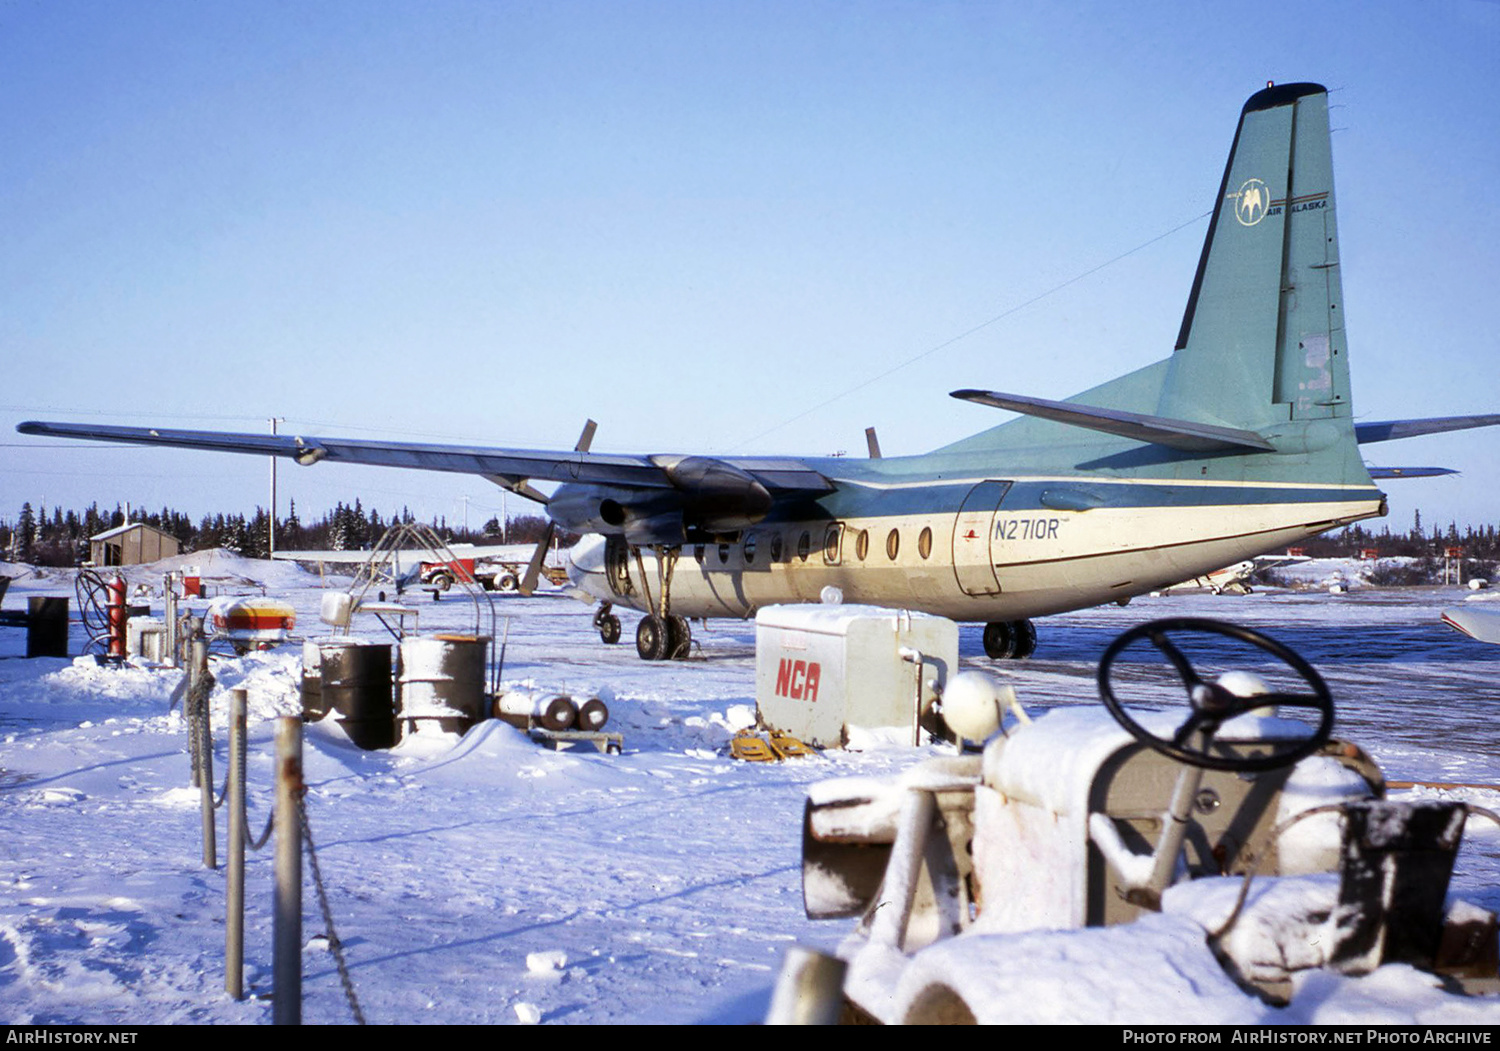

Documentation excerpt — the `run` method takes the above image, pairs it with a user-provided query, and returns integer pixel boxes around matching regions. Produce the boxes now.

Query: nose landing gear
[594,603,622,645]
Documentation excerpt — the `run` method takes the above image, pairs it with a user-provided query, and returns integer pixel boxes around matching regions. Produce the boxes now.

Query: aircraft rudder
[1163,83,1352,434]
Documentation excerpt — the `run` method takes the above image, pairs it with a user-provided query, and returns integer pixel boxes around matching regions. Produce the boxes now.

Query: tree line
[1,499,559,566]
[4,498,1498,572]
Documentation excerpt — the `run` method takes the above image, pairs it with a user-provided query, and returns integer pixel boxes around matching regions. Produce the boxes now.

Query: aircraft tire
[430,572,453,592]
[1011,619,1037,659]
[982,621,1015,660]
[496,572,519,592]
[636,615,669,661]
[666,615,691,660]
[598,613,622,645]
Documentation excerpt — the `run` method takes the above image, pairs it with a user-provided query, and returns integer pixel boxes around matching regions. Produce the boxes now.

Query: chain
[246,808,274,851]
[295,793,366,1025]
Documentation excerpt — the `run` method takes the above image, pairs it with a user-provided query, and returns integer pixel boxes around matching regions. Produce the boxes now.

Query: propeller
[519,419,595,596]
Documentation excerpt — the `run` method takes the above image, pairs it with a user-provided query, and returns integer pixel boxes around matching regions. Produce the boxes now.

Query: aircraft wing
[15,421,834,496]
[269,543,527,562]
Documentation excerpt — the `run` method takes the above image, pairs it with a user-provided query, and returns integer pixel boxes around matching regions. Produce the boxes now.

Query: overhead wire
[729,209,1213,452]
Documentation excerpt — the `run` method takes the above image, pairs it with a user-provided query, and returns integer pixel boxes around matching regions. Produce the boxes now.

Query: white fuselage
[567,473,1383,622]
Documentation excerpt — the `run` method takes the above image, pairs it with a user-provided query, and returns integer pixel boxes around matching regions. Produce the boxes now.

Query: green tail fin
[1162,82,1351,430]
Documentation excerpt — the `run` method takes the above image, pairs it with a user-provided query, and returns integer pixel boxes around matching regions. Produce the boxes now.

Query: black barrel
[320,640,395,750]
[27,597,69,658]
[300,641,328,721]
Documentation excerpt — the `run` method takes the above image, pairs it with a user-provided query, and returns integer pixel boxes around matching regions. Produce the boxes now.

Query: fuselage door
[952,480,1012,596]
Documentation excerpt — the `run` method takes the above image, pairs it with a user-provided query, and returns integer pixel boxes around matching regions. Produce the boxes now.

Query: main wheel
[636,615,669,661]
[1011,619,1037,659]
[982,621,1015,660]
[666,615,691,660]
[598,613,622,645]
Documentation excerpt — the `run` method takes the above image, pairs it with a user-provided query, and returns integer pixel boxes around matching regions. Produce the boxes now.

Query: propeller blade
[575,419,597,453]
[520,519,557,596]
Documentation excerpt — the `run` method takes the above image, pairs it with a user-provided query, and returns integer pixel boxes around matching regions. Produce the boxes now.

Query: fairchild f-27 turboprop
[20,82,1500,662]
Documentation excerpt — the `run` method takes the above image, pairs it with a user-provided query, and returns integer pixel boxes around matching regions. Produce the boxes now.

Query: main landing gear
[598,540,695,661]
[635,613,691,661]
[983,619,1037,660]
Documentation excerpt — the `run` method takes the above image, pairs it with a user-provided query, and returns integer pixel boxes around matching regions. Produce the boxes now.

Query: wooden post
[226,689,246,1000]
[273,717,302,1025]
[196,631,216,870]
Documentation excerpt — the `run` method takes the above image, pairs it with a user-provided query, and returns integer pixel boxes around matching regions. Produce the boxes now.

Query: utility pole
[268,417,284,558]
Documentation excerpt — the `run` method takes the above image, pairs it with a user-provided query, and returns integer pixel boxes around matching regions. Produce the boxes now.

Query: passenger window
[743,533,757,563]
[797,531,811,561]
[770,533,784,562]
[856,529,869,561]
[718,543,730,564]
[918,526,932,560]
[886,529,900,560]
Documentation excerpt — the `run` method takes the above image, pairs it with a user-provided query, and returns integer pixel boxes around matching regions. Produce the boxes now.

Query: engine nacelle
[547,456,773,544]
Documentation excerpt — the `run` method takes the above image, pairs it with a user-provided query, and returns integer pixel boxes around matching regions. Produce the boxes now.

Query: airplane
[1155,552,1312,596]
[19,82,1500,663]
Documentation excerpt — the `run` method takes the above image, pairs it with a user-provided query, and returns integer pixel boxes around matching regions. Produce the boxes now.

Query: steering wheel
[1097,618,1333,773]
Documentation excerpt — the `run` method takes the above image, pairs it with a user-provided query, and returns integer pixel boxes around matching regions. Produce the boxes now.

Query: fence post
[226,689,246,1000]
[163,575,177,669]
[187,620,206,787]
[273,717,302,1025]
[196,624,216,870]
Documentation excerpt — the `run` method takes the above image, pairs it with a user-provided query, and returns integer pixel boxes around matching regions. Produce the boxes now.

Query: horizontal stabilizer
[950,390,1275,453]
[1355,415,1500,444]
[1366,466,1457,479]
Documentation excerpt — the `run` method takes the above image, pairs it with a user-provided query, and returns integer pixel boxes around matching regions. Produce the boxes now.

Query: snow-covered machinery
[796,618,1500,1022]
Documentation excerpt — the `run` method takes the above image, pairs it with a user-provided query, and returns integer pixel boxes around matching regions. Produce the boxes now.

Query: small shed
[90,523,180,566]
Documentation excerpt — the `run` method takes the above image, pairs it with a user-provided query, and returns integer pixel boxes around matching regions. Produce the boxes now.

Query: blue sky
[2,1,1497,537]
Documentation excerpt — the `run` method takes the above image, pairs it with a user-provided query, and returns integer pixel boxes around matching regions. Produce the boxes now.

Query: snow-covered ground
[1,551,1498,1024]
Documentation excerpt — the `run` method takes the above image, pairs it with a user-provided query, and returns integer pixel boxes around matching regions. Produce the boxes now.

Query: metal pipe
[766,946,847,1024]
[226,689,246,999]
[273,717,302,1025]
[899,646,924,747]
[868,788,937,951]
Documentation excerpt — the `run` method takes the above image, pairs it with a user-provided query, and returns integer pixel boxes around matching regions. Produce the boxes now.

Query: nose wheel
[594,604,622,645]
